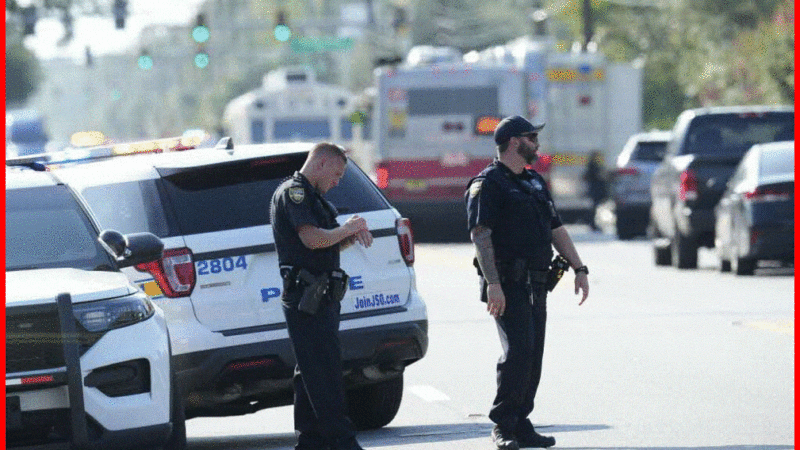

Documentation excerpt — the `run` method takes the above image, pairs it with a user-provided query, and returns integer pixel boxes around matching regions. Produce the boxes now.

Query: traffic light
[194,47,209,69]
[113,0,128,29]
[22,5,37,36]
[137,49,153,70]
[274,10,291,42]
[192,13,209,43]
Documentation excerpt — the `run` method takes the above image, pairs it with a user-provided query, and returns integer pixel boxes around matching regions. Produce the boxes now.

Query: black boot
[491,425,520,450]
[515,426,555,448]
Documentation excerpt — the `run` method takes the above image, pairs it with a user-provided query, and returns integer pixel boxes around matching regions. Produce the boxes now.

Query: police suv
[5,167,185,449]
[44,139,429,429]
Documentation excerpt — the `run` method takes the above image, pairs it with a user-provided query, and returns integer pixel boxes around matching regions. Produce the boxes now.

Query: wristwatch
[574,265,589,275]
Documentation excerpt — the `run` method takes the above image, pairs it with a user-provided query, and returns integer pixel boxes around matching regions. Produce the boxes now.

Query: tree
[6,31,42,106]
[574,0,793,128]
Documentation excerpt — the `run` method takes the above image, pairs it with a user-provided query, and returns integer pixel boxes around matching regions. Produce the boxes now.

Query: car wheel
[346,375,403,430]
[162,376,186,450]
[719,259,731,272]
[616,221,635,240]
[734,257,756,276]
[654,241,672,266]
[671,233,698,269]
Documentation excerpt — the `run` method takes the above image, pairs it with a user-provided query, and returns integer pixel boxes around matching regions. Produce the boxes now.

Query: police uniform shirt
[270,171,340,274]
[466,160,562,269]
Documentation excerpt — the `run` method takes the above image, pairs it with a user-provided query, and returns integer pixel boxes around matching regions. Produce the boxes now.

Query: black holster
[545,254,570,292]
[328,269,349,303]
[296,269,329,315]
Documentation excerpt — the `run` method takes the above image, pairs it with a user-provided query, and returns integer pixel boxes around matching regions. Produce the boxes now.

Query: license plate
[405,179,428,191]
[6,396,22,429]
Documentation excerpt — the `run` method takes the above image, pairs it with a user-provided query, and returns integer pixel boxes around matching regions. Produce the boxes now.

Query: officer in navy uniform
[270,142,373,450]
[465,116,590,450]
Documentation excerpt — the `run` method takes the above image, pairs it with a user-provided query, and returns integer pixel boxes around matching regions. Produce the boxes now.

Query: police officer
[465,116,589,450]
[270,142,373,450]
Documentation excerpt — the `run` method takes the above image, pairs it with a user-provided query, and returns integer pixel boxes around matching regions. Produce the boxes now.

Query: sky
[21,0,207,60]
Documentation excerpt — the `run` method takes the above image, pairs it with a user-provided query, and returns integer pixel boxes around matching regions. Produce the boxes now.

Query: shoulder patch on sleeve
[289,186,306,204]
[469,179,483,198]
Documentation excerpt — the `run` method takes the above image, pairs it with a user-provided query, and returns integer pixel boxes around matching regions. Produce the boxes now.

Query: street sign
[290,37,354,53]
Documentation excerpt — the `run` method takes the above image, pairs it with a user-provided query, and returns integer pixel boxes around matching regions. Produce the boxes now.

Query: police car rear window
[160,156,390,236]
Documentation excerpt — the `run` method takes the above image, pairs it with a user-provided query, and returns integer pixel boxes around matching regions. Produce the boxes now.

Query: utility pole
[583,0,593,51]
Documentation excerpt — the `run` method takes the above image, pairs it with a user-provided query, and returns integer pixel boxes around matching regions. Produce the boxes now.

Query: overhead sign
[290,37,354,53]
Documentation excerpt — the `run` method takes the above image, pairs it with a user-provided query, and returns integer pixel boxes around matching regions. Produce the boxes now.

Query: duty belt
[279,265,350,314]
[279,265,347,284]
[498,259,548,284]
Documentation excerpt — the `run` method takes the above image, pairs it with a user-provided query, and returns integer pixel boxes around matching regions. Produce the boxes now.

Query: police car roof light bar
[6,136,202,168]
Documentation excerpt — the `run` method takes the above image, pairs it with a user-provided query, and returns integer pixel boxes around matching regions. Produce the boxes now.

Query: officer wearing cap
[270,142,373,450]
[465,116,590,449]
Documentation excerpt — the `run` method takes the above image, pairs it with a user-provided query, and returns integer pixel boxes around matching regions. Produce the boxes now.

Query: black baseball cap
[493,115,545,145]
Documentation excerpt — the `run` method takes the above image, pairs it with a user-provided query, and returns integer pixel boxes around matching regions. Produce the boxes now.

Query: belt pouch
[297,269,329,314]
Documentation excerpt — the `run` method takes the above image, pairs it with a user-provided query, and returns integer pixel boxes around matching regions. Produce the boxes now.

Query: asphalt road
[183,226,794,450]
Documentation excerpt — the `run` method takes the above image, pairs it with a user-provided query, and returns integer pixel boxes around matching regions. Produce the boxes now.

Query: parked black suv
[650,105,793,268]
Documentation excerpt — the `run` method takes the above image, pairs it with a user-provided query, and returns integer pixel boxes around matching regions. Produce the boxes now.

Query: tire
[719,259,731,272]
[162,376,186,450]
[654,242,671,266]
[734,257,756,276]
[671,233,698,269]
[616,222,635,240]
[346,376,403,430]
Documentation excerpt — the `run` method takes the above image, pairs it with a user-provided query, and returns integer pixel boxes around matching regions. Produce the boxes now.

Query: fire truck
[473,36,643,218]
[372,49,551,239]
[372,40,643,228]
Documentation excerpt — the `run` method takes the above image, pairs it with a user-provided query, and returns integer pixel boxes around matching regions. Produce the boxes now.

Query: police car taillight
[136,248,196,298]
[396,218,415,266]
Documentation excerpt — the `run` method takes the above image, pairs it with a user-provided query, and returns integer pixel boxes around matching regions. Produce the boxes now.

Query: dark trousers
[488,280,548,433]
[282,291,355,448]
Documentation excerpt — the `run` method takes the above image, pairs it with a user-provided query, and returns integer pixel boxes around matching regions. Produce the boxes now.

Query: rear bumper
[747,224,794,261]
[173,317,428,412]
[676,205,716,245]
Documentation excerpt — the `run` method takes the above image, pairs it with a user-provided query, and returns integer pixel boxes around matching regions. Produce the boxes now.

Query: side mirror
[99,230,164,268]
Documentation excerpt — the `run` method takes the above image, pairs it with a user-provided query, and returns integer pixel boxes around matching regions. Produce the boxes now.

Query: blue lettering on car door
[261,287,281,303]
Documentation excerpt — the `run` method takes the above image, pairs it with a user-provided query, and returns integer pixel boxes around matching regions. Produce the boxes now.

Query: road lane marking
[409,385,451,402]
[739,320,794,336]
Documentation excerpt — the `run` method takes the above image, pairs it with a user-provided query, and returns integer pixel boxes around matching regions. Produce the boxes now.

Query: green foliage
[565,0,794,129]
[5,31,42,106]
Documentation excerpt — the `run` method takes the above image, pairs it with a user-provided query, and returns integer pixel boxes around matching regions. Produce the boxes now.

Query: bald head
[300,142,349,193]
[308,142,347,165]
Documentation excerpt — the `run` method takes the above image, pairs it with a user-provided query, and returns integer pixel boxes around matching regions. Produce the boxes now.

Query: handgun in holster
[545,255,570,292]
[328,269,349,303]
[296,269,330,315]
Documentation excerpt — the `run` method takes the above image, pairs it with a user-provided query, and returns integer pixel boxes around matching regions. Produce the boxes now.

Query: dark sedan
[714,140,794,275]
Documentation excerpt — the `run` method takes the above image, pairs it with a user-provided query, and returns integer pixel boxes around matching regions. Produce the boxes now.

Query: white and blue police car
[37,138,429,430]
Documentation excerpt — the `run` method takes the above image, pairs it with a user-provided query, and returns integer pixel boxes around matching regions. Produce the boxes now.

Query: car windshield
[5,184,114,271]
[684,112,794,156]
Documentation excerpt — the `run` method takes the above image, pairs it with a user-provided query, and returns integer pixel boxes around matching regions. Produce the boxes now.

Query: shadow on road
[555,447,794,450]
[185,422,612,449]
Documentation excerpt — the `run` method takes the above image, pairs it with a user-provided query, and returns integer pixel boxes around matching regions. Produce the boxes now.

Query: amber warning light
[475,116,501,136]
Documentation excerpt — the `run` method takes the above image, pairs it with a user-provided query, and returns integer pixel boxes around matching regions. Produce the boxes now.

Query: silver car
[611,130,671,239]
